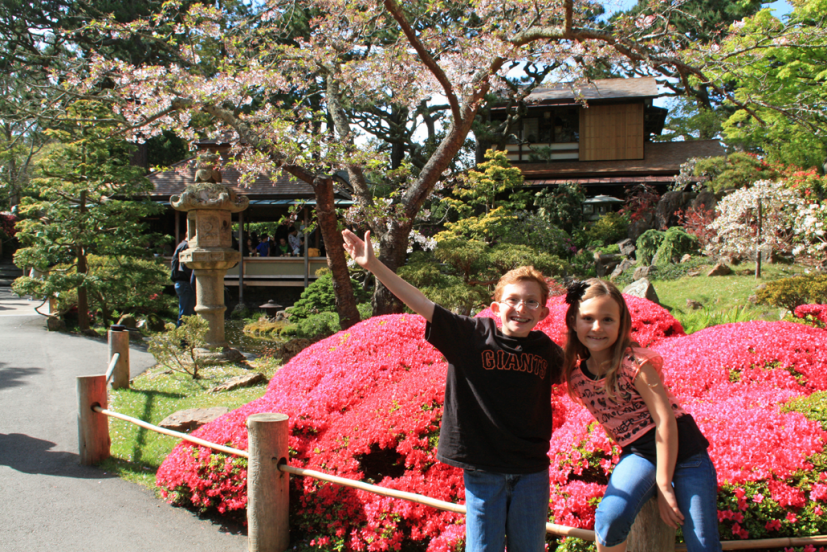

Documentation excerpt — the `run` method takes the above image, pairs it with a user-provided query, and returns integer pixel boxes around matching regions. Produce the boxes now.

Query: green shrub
[282,303,373,340]
[594,244,620,256]
[648,257,708,281]
[653,227,699,267]
[12,254,172,326]
[146,315,212,379]
[287,271,371,320]
[570,249,597,279]
[636,229,666,265]
[756,273,827,312]
[584,212,628,247]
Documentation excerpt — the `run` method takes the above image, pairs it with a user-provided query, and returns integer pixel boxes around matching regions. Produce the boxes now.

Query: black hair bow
[565,280,589,305]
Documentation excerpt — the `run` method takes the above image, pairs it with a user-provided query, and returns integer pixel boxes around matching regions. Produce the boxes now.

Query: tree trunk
[372,220,411,315]
[312,176,361,330]
[77,249,90,331]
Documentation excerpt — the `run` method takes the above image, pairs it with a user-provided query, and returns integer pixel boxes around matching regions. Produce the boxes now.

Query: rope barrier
[279,464,595,540]
[676,535,827,551]
[93,406,249,459]
[91,406,827,549]
[104,353,120,384]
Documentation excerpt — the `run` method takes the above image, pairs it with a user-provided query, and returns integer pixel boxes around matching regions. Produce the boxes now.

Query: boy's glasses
[501,298,542,310]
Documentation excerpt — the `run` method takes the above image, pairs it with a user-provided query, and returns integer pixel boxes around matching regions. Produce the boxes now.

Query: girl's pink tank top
[569,347,687,447]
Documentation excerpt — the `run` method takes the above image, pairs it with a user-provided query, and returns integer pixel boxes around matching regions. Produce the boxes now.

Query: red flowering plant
[795,304,827,328]
[156,296,827,550]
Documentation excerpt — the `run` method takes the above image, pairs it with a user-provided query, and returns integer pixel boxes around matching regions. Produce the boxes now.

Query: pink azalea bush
[157,296,827,551]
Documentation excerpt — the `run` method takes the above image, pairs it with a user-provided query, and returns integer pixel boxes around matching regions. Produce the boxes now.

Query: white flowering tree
[706,180,804,259]
[793,201,827,262]
[48,0,825,323]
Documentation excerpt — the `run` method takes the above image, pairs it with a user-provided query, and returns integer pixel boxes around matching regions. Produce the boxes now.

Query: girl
[563,279,721,552]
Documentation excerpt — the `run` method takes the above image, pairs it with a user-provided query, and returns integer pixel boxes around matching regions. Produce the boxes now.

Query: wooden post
[626,496,676,551]
[756,197,763,279]
[247,413,290,552]
[238,210,245,306]
[108,326,130,389]
[77,375,111,466]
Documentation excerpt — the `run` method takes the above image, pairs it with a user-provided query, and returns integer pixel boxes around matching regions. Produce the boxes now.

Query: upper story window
[519,107,579,144]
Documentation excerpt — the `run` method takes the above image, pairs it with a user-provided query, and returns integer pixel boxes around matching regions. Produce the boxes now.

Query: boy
[342,229,563,552]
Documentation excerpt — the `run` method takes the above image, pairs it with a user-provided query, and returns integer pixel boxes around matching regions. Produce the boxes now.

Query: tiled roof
[518,140,725,180]
[522,77,660,104]
[148,156,349,200]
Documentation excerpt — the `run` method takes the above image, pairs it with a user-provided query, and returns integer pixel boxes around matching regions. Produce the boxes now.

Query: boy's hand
[342,229,375,269]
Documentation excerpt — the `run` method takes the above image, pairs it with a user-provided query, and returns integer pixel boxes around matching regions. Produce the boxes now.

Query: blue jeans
[463,468,549,552]
[174,281,195,327]
[595,450,721,552]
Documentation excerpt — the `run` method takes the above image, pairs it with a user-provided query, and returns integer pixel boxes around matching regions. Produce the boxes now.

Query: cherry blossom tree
[61,0,820,321]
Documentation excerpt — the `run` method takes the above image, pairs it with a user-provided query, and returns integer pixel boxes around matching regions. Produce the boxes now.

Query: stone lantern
[171,154,249,362]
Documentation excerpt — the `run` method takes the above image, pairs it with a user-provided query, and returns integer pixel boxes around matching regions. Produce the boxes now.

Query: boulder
[159,407,230,432]
[276,310,289,321]
[211,373,266,393]
[117,314,138,329]
[595,253,622,278]
[707,262,732,277]
[688,270,701,277]
[680,254,692,264]
[686,299,703,310]
[46,317,66,332]
[627,212,655,242]
[618,239,636,258]
[655,191,686,229]
[633,265,656,281]
[690,190,717,214]
[610,258,635,281]
[623,278,660,304]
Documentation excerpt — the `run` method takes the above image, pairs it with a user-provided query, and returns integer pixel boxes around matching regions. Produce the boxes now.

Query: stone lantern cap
[259,300,283,316]
[171,183,249,213]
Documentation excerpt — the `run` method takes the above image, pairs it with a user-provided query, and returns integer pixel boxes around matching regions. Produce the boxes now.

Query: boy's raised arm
[342,229,435,322]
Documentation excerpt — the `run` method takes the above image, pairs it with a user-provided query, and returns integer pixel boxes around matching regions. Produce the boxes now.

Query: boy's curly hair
[492,266,550,306]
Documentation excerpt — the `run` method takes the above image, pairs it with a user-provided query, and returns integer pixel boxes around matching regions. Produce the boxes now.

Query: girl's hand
[342,229,375,269]
[656,483,685,529]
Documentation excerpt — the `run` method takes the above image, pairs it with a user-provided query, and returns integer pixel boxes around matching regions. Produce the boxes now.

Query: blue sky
[609,0,793,18]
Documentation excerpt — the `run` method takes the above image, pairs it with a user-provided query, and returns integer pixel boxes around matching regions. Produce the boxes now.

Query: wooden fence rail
[77,357,827,551]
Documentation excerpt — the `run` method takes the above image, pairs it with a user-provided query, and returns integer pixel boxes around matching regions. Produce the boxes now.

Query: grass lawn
[99,357,281,490]
[647,259,812,333]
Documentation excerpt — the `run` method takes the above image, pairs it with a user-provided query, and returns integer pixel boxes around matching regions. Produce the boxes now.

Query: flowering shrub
[157,297,827,550]
[796,304,827,327]
[706,179,801,259]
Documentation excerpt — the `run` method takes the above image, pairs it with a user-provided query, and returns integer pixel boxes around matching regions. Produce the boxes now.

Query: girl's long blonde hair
[563,278,635,401]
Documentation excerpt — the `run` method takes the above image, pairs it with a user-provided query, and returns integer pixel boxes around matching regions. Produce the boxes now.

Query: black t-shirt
[425,305,564,474]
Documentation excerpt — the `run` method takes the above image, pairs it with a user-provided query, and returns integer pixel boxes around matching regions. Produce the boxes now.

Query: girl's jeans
[595,450,722,551]
[463,468,549,552]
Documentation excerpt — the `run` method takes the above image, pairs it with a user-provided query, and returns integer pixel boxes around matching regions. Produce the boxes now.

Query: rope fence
[77,338,827,552]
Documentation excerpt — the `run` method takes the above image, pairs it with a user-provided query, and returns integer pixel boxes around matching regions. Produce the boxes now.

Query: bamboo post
[77,375,111,466]
[626,496,676,552]
[107,325,130,389]
[247,413,290,552]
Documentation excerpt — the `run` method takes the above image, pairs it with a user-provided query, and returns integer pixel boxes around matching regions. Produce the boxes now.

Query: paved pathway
[0,286,247,552]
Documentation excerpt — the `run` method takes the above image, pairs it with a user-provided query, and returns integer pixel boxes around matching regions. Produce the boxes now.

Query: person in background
[276,237,290,256]
[255,236,270,257]
[170,239,195,327]
[288,228,303,256]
